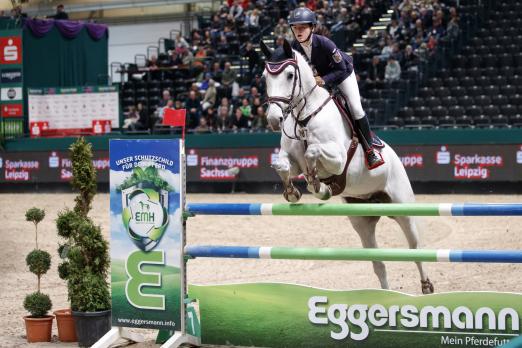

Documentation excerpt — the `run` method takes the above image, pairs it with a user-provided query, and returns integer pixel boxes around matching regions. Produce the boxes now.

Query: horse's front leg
[272,150,301,203]
[304,141,346,200]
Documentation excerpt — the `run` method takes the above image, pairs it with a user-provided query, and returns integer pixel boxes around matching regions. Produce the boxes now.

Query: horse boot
[355,115,385,170]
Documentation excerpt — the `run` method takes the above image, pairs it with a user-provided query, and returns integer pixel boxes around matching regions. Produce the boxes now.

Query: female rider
[287,7,384,169]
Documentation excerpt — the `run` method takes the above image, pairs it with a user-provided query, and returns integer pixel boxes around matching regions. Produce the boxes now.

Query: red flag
[163,108,186,139]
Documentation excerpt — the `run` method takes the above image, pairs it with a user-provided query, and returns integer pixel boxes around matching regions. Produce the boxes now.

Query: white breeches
[338,71,365,120]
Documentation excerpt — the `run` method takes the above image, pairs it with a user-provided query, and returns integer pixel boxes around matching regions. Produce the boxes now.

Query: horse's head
[261,39,302,131]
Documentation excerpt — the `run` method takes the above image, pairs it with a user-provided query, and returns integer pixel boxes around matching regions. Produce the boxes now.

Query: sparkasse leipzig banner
[0,30,24,119]
[109,139,183,330]
[2,144,522,184]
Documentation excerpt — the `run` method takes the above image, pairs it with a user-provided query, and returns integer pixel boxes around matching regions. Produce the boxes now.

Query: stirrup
[365,149,384,170]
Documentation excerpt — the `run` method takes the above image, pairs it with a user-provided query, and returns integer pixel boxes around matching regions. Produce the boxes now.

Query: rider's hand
[315,76,325,87]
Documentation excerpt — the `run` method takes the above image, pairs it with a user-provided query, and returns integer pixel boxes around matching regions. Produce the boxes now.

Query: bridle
[265,55,331,141]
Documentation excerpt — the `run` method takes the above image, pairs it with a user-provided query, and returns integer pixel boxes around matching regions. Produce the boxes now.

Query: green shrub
[56,209,81,239]
[24,292,52,317]
[56,137,111,313]
[25,207,45,225]
[58,261,69,280]
[26,249,51,276]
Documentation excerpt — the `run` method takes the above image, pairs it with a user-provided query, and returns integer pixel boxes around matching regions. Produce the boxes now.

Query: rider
[287,7,384,169]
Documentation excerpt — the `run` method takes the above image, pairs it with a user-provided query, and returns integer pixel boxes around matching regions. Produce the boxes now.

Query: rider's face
[291,24,312,42]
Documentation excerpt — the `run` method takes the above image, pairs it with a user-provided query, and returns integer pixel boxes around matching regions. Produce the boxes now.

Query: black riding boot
[355,115,385,170]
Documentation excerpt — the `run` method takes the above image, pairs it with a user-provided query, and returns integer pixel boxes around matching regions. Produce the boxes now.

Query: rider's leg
[338,72,384,170]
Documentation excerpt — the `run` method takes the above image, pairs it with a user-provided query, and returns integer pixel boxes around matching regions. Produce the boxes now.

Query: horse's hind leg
[349,216,389,289]
[272,150,301,203]
[392,216,434,294]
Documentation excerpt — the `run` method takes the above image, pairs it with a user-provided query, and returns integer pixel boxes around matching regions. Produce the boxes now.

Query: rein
[265,56,331,141]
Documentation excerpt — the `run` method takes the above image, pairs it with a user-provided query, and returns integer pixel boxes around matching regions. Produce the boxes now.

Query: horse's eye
[287,73,294,80]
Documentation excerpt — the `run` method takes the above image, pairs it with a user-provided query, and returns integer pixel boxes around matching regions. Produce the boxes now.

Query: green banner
[110,139,183,330]
[189,283,521,347]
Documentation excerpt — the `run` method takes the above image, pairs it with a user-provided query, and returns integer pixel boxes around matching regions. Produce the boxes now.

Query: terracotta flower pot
[24,315,54,343]
[54,309,77,342]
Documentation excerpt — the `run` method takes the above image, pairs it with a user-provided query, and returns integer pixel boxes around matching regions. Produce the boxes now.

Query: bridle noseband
[265,55,331,141]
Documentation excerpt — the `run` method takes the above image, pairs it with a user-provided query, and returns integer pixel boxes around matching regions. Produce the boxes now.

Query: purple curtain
[85,23,108,41]
[24,18,108,40]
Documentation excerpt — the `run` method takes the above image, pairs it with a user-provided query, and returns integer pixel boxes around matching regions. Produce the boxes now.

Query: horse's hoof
[421,278,434,294]
[314,185,332,201]
[283,188,301,203]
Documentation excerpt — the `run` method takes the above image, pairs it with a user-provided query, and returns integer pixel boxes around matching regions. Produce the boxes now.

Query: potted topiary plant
[53,215,77,343]
[23,207,54,343]
[56,137,111,347]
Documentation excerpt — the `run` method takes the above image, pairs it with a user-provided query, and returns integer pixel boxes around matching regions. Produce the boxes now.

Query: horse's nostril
[279,117,283,122]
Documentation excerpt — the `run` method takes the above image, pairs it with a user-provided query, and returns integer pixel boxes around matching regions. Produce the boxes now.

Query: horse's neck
[296,58,330,115]
[295,57,353,141]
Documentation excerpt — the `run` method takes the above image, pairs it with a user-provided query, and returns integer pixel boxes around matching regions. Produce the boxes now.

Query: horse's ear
[283,39,293,59]
[260,41,272,60]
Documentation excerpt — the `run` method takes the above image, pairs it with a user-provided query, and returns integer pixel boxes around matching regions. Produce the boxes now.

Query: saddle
[319,93,384,196]
[332,92,385,149]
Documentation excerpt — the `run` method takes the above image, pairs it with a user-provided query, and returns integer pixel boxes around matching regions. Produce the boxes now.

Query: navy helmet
[288,7,317,26]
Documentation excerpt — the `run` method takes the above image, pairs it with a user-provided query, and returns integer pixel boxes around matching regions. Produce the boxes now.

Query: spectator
[123,106,139,129]
[158,99,174,123]
[416,42,430,62]
[158,90,172,108]
[384,55,401,82]
[447,17,459,40]
[252,106,268,130]
[275,35,285,48]
[194,117,211,133]
[247,9,260,29]
[216,106,232,132]
[185,90,202,128]
[379,36,394,61]
[250,86,260,101]
[204,107,217,129]
[174,32,189,49]
[402,45,419,71]
[221,61,238,98]
[244,42,260,79]
[239,98,252,118]
[217,35,230,55]
[229,0,244,20]
[146,55,160,80]
[217,97,231,117]
[274,19,293,41]
[179,47,194,67]
[135,102,150,130]
[386,18,401,40]
[201,79,217,111]
[169,49,183,66]
[231,107,249,130]
[251,97,262,116]
[232,87,246,107]
[174,100,184,110]
[368,56,384,81]
[10,6,27,19]
[210,62,223,83]
[48,4,69,20]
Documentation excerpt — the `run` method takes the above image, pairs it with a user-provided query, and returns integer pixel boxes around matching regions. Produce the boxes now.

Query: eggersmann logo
[308,297,519,343]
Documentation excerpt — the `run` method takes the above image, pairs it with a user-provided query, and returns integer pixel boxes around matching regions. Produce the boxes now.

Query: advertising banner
[0,30,23,122]
[109,139,183,330]
[28,86,119,136]
[2,144,522,184]
[190,283,522,348]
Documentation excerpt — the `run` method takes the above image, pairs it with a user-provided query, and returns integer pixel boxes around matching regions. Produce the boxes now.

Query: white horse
[261,39,434,294]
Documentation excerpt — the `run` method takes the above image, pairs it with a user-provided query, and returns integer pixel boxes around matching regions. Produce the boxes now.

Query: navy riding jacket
[291,34,354,86]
